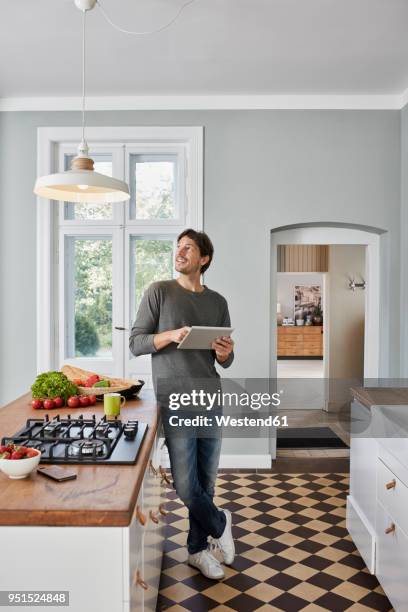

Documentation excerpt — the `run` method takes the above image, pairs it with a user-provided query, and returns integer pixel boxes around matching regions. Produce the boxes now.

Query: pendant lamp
[33,0,130,203]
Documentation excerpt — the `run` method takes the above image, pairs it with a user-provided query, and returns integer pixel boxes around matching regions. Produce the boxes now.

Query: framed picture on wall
[294,285,321,320]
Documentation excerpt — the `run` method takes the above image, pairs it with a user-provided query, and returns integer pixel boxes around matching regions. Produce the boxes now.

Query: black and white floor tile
[157,473,392,612]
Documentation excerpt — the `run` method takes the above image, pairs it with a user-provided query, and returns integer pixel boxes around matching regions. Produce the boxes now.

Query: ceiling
[1,0,408,99]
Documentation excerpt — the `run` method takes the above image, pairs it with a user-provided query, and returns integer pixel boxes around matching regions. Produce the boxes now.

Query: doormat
[277,427,348,449]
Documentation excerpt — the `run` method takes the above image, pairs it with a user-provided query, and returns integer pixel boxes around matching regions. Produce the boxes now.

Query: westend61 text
[168,414,289,427]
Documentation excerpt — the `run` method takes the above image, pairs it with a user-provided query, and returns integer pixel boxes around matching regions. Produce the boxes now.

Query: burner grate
[1,414,148,465]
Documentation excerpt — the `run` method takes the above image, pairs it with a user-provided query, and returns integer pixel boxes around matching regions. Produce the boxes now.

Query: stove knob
[124,427,137,439]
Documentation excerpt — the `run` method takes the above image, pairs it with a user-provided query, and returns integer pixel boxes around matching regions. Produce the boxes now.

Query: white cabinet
[346,400,377,573]
[377,456,408,536]
[0,433,166,612]
[0,525,125,612]
[346,495,375,574]
[347,400,408,611]
[139,434,166,612]
[124,490,145,612]
[124,433,166,612]
[375,455,408,612]
[376,495,408,611]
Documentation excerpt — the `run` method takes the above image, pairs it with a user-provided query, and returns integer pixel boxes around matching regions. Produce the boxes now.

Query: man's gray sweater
[129,280,234,397]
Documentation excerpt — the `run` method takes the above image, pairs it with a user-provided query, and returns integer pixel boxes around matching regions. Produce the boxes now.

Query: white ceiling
[1,0,408,99]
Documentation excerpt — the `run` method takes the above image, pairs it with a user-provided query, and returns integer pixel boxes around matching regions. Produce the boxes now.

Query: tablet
[177,326,234,350]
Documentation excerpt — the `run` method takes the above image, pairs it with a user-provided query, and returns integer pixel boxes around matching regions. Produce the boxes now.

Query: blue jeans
[165,436,227,554]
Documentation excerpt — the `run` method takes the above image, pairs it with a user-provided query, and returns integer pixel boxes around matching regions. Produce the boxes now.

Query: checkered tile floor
[157,473,392,611]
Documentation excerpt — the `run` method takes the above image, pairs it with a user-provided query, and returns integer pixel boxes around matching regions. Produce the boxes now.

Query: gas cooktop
[1,414,148,464]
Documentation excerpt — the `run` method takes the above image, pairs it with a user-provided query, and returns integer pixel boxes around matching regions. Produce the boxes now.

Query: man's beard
[176,262,201,275]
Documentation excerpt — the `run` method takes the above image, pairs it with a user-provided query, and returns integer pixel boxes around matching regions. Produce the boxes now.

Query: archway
[270,222,386,381]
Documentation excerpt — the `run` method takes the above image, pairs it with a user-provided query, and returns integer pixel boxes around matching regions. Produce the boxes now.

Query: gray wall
[0,110,402,411]
[328,246,365,380]
[401,104,408,377]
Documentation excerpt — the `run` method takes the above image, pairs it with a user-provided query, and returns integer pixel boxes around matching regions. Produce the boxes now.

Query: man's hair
[177,228,214,274]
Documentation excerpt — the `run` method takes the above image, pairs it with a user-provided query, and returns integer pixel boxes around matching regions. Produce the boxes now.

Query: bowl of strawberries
[0,444,41,479]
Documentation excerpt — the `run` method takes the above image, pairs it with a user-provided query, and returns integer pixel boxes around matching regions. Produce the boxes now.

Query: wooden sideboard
[277,325,323,357]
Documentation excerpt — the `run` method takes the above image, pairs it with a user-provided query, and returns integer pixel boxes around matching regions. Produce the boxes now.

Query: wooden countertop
[351,387,408,410]
[0,391,159,527]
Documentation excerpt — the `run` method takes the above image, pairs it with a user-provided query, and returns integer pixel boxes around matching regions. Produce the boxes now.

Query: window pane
[129,154,177,220]
[64,154,113,220]
[130,237,174,320]
[65,237,112,358]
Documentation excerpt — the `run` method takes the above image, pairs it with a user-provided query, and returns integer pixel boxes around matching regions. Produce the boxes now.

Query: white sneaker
[188,549,225,580]
[209,509,235,565]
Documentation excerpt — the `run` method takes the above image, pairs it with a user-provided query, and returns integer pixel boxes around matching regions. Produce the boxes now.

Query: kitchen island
[0,390,166,612]
[347,387,408,612]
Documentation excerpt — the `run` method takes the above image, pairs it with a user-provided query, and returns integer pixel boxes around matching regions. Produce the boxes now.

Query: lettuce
[31,371,78,400]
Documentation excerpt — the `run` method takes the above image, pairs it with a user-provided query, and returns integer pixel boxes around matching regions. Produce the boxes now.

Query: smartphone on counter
[37,466,77,482]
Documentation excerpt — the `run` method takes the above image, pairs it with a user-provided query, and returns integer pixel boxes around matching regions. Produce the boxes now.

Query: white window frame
[126,144,187,226]
[58,227,124,376]
[125,232,179,387]
[36,126,203,373]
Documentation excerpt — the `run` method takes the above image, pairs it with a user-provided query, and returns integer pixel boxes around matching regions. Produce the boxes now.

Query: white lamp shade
[34,169,130,203]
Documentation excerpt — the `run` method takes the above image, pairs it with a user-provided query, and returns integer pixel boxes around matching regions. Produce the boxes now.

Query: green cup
[104,393,126,417]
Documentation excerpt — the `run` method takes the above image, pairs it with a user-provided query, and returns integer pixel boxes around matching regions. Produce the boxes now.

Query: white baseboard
[218,454,272,469]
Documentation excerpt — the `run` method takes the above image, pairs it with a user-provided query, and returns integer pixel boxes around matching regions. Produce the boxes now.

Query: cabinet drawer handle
[136,505,146,526]
[385,479,396,490]
[149,460,158,476]
[159,503,168,516]
[134,569,148,590]
[149,509,159,524]
[159,465,171,485]
[385,523,396,535]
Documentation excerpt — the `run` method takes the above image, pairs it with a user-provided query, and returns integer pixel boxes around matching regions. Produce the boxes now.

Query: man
[129,229,235,580]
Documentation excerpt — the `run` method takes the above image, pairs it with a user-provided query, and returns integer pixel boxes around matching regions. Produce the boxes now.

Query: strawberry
[0,452,11,460]
[26,449,38,458]
[10,451,24,460]
[0,445,12,454]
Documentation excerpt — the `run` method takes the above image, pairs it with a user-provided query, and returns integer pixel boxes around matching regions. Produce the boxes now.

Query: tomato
[73,378,85,386]
[43,399,55,410]
[1,452,11,460]
[87,394,97,405]
[79,395,90,407]
[0,445,12,454]
[26,449,39,458]
[53,397,64,408]
[67,396,80,408]
[31,399,43,410]
[85,374,100,388]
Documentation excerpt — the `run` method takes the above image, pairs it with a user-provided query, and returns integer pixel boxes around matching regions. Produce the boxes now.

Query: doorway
[276,245,326,381]
[269,224,383,465]
[270,224,382,380]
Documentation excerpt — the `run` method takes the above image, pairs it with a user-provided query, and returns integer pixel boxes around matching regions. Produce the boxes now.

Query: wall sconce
[349,278,366,291]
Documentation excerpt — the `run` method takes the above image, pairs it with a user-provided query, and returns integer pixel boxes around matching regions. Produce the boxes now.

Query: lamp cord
[96,0,197,36]
[82,8,86,145]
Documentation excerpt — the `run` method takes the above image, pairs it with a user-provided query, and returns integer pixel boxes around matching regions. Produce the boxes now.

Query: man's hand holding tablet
[211,336,234,363]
